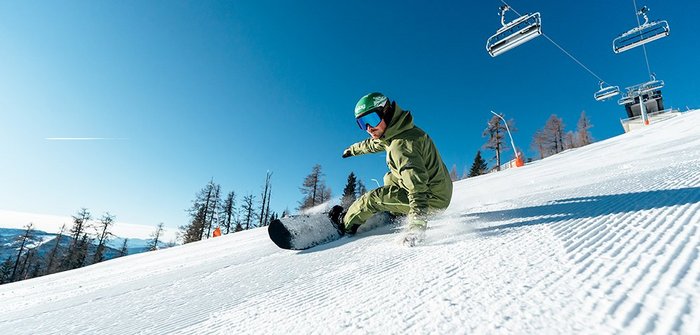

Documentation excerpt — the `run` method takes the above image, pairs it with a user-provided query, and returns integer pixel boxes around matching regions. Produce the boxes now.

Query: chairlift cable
[541,34,607,84]
[499,0,612,86]
[632,0,654,78]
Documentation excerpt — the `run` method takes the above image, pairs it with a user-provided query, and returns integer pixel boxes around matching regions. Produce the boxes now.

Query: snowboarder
[331,92,453,245]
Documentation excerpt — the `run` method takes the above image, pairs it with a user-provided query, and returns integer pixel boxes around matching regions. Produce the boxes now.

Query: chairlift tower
[598,2,672,131]
[618,75,665,126]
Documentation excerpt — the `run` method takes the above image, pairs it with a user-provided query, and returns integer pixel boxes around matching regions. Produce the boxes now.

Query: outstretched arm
[342,138,385,158]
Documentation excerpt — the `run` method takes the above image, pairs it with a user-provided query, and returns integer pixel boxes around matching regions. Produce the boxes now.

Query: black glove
[342,149,352,158]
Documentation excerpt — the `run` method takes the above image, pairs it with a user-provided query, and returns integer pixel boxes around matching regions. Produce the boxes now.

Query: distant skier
[330,92,453,245]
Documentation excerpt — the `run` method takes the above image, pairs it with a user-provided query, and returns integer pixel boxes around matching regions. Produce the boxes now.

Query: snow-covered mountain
[0,111,698,334]
[0,229,57,262]
[0,210,179,245]
[0,228,167,263]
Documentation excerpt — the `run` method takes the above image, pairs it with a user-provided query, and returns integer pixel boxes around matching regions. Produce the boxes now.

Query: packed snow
[0,111,698,334]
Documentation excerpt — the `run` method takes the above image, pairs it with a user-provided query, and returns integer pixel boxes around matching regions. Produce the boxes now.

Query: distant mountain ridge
[0,228,166,263]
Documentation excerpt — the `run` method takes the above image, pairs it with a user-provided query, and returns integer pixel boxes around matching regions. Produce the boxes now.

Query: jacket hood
[382,103,414,140]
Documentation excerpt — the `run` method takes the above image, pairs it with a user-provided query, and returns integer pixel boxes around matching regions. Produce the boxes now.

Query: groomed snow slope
[1,111,699,335]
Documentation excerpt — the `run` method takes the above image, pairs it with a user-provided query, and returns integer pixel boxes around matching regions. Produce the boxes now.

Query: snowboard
[268,212,395,250]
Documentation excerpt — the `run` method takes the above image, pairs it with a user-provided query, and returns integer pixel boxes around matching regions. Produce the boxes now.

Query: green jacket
[345,104,453,220]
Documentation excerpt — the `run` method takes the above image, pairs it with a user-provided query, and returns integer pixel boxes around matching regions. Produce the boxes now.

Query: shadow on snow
[296,187,699,252]
[464,187,700,237]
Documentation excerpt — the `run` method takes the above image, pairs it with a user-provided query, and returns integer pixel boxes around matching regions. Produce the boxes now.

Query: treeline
[0,209,168,285]
[531,111,593,159]
[450,111,594,180]
[296,163,368,213]
[179,166,370,244]
[179,172,275,244]
[297,164,367,212]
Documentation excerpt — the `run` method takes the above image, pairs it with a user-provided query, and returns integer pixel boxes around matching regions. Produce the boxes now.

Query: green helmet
[354,92,389,118]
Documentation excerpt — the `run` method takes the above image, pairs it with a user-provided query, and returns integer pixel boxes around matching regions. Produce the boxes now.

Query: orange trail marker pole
[491,110,524,167]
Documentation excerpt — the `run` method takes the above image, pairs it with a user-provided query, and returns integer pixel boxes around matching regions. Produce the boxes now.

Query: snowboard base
[268,212,396,250]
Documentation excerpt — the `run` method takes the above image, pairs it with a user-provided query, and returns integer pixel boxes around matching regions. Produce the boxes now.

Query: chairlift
[613,6,670,54]
[617,76,665,105]
[594,82,620,101]
[626,75,665,94]
[486,5,542,57]
[617,94,635,106]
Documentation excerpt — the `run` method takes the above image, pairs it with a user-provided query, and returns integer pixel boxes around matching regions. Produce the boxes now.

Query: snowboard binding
[328,205,347,236]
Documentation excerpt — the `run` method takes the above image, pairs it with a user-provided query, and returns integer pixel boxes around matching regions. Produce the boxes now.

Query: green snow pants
[343,172,451,233]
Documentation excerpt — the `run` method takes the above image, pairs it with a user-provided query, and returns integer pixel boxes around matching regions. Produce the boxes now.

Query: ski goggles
[356,110,383,130]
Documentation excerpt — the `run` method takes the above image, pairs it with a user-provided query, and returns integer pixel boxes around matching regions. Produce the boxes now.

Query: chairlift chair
[641,78,664,92]
[617,76,665,105]
[613,6,670,54]
[594,82,621,101]
[617,93,636,106]
[638,80,664,93]
[486,5,542,57]
[626,76,665,94]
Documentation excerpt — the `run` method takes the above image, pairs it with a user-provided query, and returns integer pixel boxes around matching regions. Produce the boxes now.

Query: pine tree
[468,151,489,177]
[118,239,129,257]
[181,205,206,244]
[73,233,91,269]
[483,114,516,171]
[531,115,566,159]
[576,110,594,146]
[11,223,34,281]
[564,131,577,150]
[319,186,332,205]
[45,224,66,275]
[62,208,91,271]
[29,257,42,279]
[180,180,220,243]
[241,194,256,230]
[221,191,236,234]
[92,213,115,264]
[531,128,548,160]
[259,172,273,227]
[17,248,36,281]
[18,249,43,280]
[68,208,91,242]
[0,257,14,284]
[341,172,358,209]
[356,180,367,198]
[263,184,272,226]
[544,114,566,155]
[298,164,331,210]
[147,223,165,251]
[205,183,221,239]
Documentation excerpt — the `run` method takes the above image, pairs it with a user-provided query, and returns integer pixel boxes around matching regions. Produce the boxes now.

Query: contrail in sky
[45,137,129,141]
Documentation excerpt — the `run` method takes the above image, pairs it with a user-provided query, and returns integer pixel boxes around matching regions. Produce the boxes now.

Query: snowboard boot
[402,219,427,247]
[328,205,347,236]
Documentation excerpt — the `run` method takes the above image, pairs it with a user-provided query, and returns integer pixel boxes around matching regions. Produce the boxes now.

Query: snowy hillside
[0,111,698,334]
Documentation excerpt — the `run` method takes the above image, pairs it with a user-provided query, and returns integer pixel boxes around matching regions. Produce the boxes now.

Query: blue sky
[1,1,698,236]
